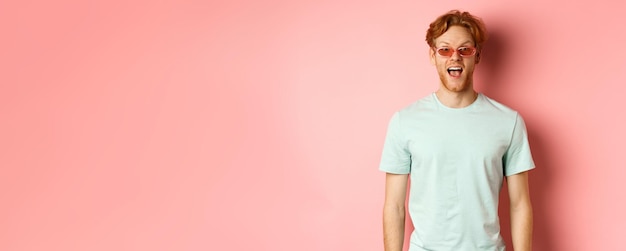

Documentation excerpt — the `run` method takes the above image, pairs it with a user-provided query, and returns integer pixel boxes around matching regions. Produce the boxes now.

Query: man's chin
[442,81,470,93]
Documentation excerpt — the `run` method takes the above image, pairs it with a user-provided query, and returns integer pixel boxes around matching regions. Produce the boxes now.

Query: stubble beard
[438,71,473,93]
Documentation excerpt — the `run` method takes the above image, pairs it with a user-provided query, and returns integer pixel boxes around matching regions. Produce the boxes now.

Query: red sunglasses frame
[433,46,477,57]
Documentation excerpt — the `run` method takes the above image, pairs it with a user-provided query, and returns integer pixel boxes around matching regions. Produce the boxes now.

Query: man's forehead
[434,26,474,44]
[435,39,474,45]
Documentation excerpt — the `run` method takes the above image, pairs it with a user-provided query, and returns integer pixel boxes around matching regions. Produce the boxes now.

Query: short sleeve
[503,113,535,176]
[379,112,411,174]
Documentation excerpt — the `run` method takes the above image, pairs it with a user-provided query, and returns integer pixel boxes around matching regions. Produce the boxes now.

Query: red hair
[425,10,488,51]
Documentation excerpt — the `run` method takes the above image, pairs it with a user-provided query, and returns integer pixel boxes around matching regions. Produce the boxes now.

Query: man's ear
[475,51,481,64]
[429,48,436,65]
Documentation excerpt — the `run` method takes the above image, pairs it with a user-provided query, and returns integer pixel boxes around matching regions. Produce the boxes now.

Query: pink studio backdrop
[1,0,625,250]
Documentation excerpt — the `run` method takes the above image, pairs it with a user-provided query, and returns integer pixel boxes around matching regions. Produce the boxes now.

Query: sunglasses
[434,46,477,57]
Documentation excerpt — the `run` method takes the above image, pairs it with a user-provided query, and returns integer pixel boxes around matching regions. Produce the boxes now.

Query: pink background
[1,0,624,250]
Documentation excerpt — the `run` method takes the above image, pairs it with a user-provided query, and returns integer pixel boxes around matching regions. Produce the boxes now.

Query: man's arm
[383,173,409,251]
[507,171,533,251]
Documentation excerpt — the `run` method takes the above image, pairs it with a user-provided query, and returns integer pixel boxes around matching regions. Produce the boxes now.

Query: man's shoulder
[479,94,520,116]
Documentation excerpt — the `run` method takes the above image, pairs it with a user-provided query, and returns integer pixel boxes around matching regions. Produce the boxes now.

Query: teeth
[448,67,462,71]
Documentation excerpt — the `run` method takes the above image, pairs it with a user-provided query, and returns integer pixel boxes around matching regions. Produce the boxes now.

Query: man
[380,10,534,251]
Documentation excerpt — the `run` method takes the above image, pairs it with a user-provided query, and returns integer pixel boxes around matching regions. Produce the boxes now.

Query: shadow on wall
[478,27,508,92]
[483,28,555,251]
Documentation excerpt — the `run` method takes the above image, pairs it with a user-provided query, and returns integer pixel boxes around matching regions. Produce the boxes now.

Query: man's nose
[450,50,462,60]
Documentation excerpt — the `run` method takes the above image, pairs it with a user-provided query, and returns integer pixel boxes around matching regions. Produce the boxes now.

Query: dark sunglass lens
[438,48,452,56]
[458,47,475,56]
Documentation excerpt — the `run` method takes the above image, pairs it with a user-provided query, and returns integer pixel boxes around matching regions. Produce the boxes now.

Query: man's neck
[435,89,478,108]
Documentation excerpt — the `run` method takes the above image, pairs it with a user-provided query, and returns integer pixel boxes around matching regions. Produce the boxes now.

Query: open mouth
[447,66,463,77]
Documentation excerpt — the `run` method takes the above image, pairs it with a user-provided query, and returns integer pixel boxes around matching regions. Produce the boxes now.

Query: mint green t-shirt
[380,93,535,251]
